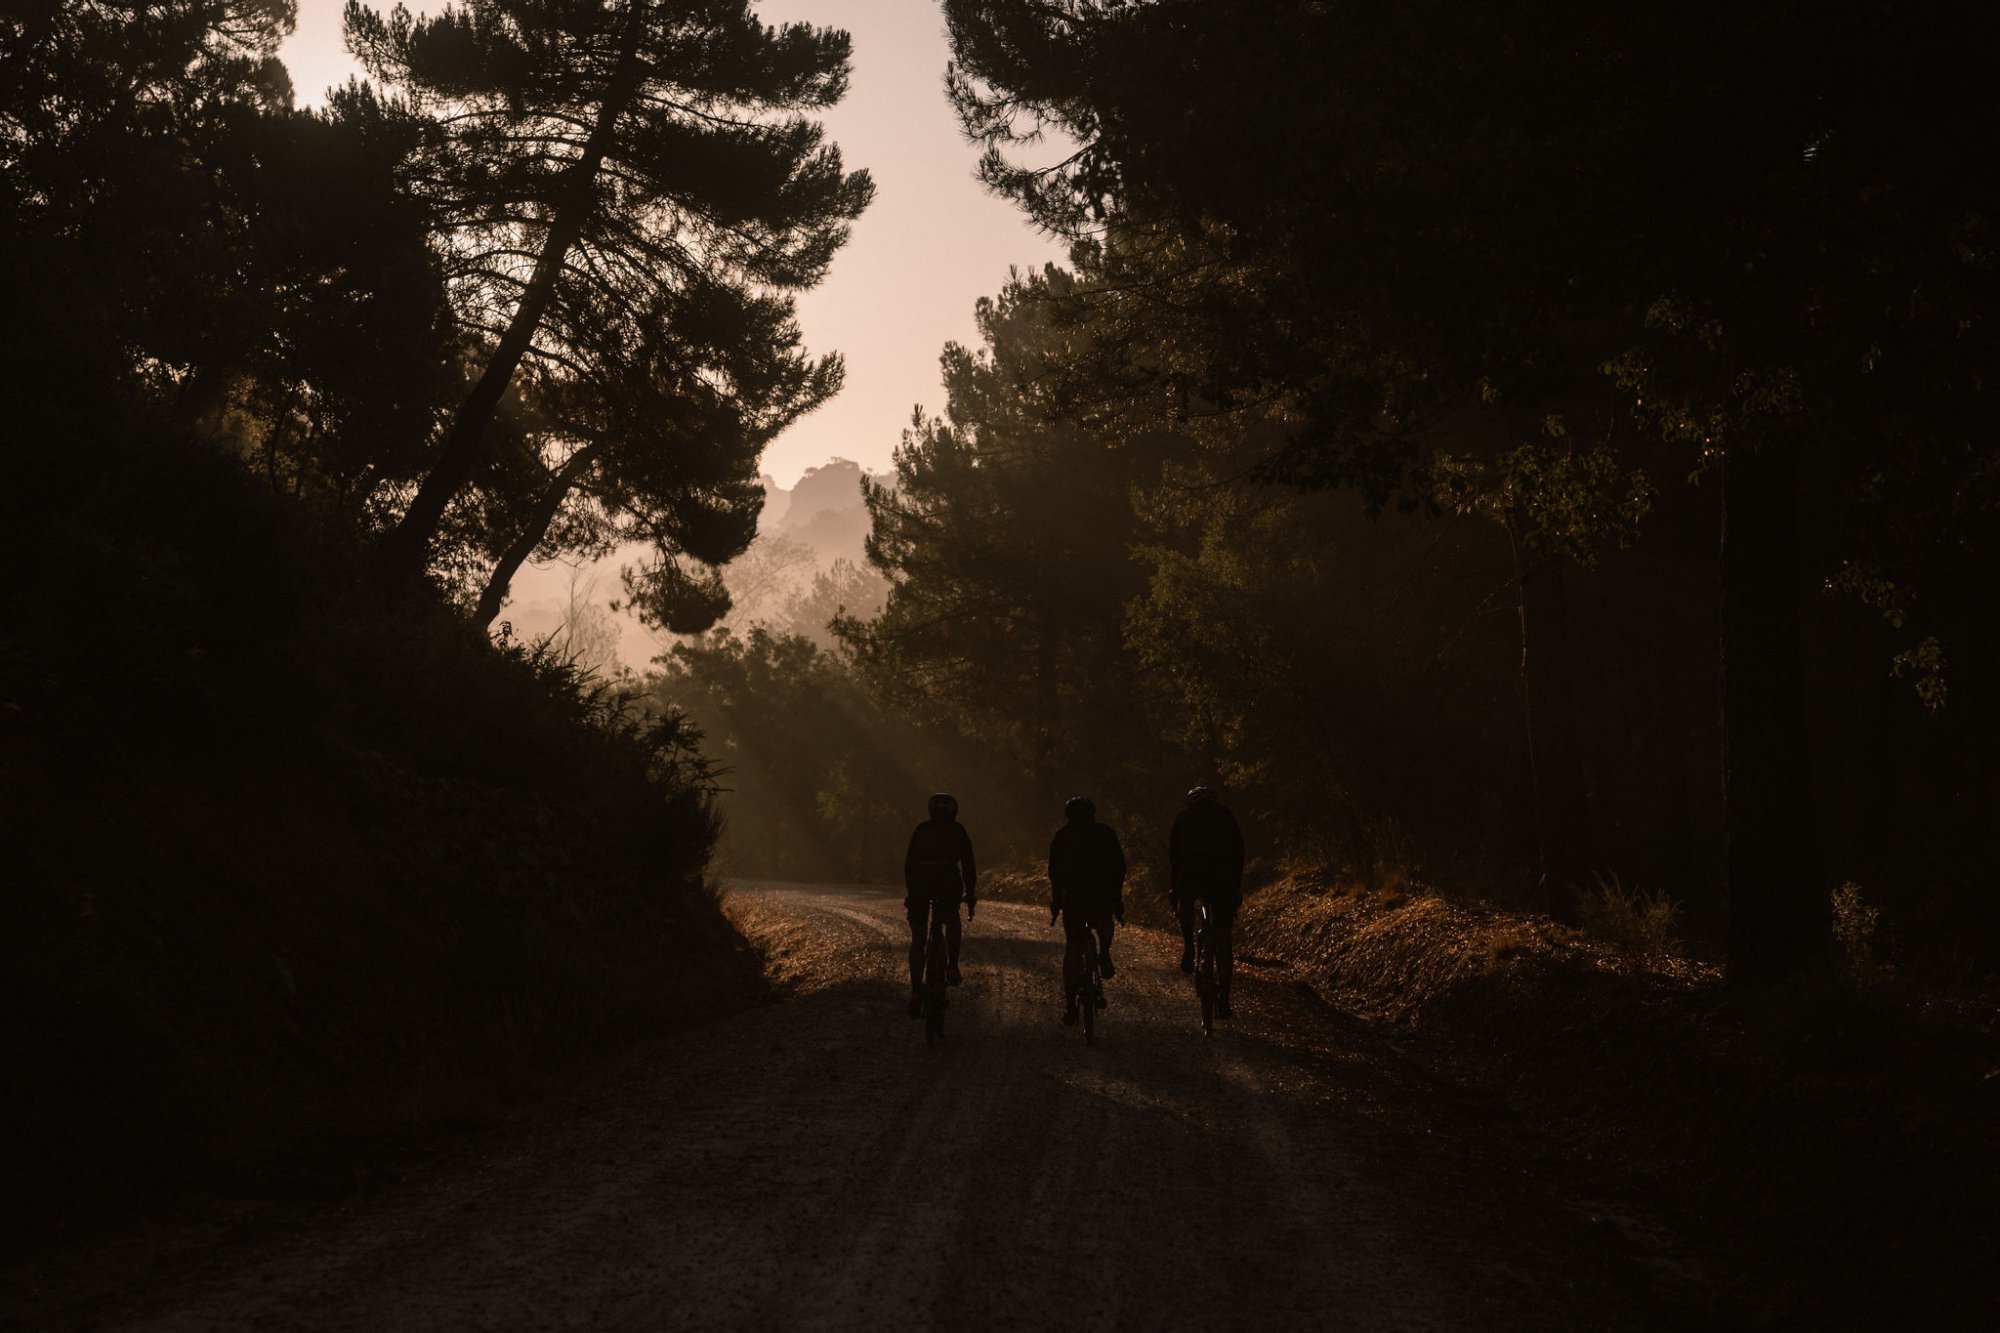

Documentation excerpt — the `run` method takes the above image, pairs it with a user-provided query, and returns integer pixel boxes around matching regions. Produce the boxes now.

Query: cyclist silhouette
[1048,795,1125,1026]
[1170,786,1244,1019]
[903,792,976,1019]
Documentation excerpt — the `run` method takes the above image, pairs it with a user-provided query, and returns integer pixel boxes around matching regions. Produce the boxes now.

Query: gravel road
[2,881,1728,1331]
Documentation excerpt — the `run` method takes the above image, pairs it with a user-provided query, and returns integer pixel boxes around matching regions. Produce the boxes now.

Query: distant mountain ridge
[502,458,886,671]
[758,458,878,568]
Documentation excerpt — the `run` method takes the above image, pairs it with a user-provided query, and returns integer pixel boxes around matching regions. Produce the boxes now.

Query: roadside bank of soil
[1239,874,1999,1329]
[0,741,764,1253]
[0,455,763,1251]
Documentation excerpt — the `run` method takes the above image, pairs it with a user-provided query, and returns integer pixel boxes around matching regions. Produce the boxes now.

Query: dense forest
[668,0,1998,996]
[3,0,1995,1292]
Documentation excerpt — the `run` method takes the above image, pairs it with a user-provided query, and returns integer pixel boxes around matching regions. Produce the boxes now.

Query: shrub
[1831,881,1894,985]
[1577,871,1681,956]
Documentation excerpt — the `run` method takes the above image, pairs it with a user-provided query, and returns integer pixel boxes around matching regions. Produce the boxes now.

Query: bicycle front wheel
[1196,950,1215,1037]
[924,932,949,1047]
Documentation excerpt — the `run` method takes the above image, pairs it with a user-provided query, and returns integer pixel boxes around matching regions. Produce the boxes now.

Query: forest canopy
[670,0,1999,990]
[3,0,1993,993]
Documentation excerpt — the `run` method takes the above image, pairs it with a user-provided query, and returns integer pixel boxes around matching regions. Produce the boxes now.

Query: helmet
[1186,786,1217,807]
[1063,795,1095,822]
[927,792,959,820]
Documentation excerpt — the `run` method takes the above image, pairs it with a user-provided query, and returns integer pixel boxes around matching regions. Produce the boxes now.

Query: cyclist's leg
[943,892,963,967]
[1212,896,1238,1006]
[1094,914,1115,975]
[1176,894,1198,970]
[1056,920,1088,1012]
[906,895,930,990]
[1082,914,1109,1005]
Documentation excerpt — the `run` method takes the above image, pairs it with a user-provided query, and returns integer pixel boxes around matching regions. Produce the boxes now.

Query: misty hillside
[499,458,887,672]
[763,458,876,567]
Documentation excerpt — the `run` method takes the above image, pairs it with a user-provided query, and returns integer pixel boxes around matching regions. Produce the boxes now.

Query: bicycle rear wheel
[924,932,948,1047]
[1196,916,1215,1037]
[1081,966,1096,1046]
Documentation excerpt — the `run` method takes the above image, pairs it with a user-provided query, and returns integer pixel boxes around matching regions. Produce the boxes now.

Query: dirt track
[2,881,1731,1330]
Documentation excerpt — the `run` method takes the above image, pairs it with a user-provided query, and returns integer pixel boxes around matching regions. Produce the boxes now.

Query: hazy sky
[279,0,1064,488]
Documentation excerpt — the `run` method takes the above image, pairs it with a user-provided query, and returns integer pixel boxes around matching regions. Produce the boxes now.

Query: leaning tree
[349,0,872,627]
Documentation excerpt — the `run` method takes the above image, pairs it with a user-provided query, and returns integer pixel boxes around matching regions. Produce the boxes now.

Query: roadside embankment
[0,452,761,1249]
[1238,873,1999,1329]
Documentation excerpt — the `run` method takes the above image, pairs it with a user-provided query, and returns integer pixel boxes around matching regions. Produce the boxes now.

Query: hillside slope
[0,442,760,1246]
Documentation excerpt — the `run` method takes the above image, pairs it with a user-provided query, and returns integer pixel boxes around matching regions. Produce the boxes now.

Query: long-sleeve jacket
[1048,818,1126,921]
[904,817,976,903]
[1169,801,1244,904]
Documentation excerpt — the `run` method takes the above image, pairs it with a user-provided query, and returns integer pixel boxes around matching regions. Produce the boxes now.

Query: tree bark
[1032,605,1060,825]
[373,5,651,594]
[1511,525,1593,908]
[472,443,605,630]
[1638,564,1698,900]
[1720,429,1831,988]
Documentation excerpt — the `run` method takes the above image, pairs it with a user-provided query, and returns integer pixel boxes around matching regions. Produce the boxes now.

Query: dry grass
[1576,872,1682,956]
[1240,868,1711,1027]
[722,896,868,995]
[1236,866,1997,1329]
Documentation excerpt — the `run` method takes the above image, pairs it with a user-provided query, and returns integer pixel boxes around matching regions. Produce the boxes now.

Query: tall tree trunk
[1032,605,1060,825]
[1720,429,1831,988]
[1510,525,1593,908]
[373,6,650,593]
[1638,563,1698,902]
[472,443,605,629]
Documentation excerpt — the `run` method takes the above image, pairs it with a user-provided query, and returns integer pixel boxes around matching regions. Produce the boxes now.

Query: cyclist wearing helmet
[1047,795,1127,1025]
[1170,785,1244,1019]
[903,792,977,1018]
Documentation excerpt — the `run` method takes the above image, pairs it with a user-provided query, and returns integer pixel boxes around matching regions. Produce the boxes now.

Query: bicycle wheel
[1081,962,1096,1046]
[1196,913,1215,1037]
[924,932,948,1047]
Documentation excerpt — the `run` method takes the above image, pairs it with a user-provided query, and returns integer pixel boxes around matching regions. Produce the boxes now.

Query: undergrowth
[1831,881,1894,986]
[1238,867,1997,1328]
[0,427,757,1246]
[1575,871,1682,956]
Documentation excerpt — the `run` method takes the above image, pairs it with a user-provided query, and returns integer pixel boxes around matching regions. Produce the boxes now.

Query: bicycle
[1193,901,1217,1037]
[1065,925,1106,1045]
[922,914,951,1047]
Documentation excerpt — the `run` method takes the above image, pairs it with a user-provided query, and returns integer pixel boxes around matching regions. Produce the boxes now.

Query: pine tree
[946,0,2000,989]
[844,272,1149,825]
[351,0,873,626]
[2,0,452,511]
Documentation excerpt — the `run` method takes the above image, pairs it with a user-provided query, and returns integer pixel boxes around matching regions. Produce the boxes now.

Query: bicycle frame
[1065,924,1103,1045]
[922,915,951,1047]
[1193,901,1216,1037]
